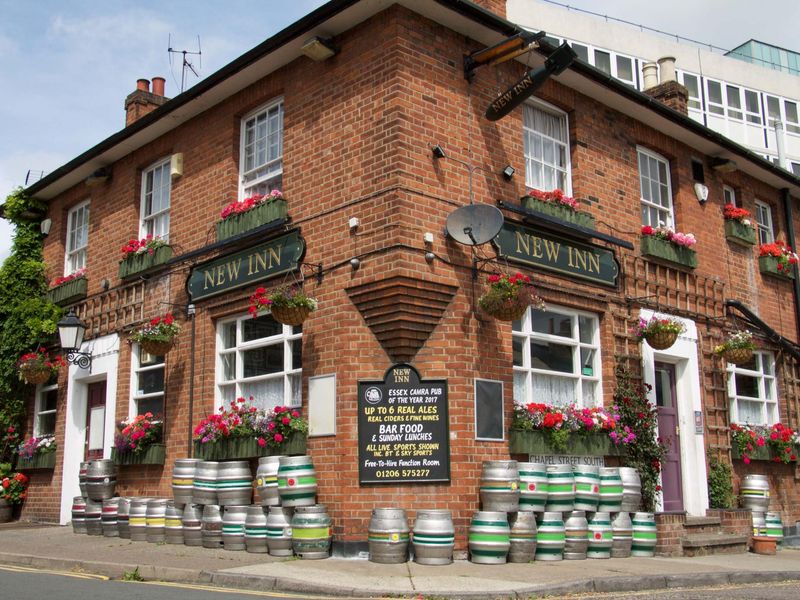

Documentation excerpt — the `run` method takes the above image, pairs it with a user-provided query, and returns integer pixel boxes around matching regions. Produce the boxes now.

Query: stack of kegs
[459,460,653,564]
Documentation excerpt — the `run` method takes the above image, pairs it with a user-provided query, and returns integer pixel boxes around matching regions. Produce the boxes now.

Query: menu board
[358,364,450,484]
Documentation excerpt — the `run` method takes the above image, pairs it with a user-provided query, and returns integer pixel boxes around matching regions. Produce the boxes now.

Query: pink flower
[274,433,284,443]
[257,438,266,448]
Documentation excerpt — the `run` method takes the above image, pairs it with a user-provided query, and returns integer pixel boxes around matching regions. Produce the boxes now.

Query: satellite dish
[445,204,504,246]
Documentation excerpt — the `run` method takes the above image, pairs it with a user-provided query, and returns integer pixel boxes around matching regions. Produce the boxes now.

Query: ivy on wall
[0,187,61,464]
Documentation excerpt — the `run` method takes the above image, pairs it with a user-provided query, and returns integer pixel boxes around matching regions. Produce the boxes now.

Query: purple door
[654,362,684,512]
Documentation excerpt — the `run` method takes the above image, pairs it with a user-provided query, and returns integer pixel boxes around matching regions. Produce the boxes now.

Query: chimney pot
[642,62,659,90]
[152,76,165,97]
[136,78,150,92]
[657,56,677,84]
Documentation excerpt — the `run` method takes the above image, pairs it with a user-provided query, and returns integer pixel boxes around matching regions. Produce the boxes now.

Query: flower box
[521,196,595,230]
[17,452,56,470]
[509,429,622,457]
[193,432,307,460]
[216,199,288,242]
[732,444,798,463]
[112,443,166,466]
[724,220,756,247]
[119,246,173,279]
[47,277,88,306]
[640,235,697,269]
[759,255,795,280]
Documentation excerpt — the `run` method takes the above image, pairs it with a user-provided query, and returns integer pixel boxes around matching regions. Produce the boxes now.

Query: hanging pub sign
[186,231,305,301]
[495,222,619,287]
[358,364,450,484]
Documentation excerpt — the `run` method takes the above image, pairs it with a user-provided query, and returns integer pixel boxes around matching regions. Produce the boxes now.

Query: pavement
[1,522,800,599]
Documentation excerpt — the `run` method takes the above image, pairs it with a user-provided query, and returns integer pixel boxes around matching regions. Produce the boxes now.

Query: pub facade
[16,0,800,552]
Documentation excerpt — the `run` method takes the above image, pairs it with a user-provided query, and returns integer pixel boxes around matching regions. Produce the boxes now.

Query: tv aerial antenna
[168,34,202,93]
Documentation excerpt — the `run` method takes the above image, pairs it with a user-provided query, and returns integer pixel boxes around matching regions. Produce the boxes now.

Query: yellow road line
[0,564,109,580]
[124,579,396,600]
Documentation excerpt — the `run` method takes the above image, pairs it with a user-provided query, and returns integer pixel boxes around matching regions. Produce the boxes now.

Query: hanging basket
[721,346,754,365]
[270,304,313,326]
[20,363,53,385]
[482,299,529,322]
[644,330,679,350]
[139,338,175,356]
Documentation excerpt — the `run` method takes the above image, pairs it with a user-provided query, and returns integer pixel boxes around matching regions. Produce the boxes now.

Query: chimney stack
[642,57,689,115]
[124,76,169,127]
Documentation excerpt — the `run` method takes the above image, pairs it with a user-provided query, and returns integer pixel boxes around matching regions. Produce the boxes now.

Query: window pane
[221,352,236,381]
[531,341,573,373]
[42,389,58,412]
[221,322,237,349]
[243,344,283,377]
[737,400,762,424]
[289,373,301,406]
[594,50,611,74]
[532,373,575,407]
[578,316,593,344]
[138,368,164,395]
[616,56,633,81]
[140,352,164,367]
[291,339,302,370]
[532,310,572,337]
[513,371,528,404]
[240,379,283,411]
[579,348,595,376]
[512,336,524,367]
[243,314,282,342]
[734,373,759,397]
[708,81,722,104]
[581,380,597,405]
[38,413,56,436]
[136,397,164,418]
[570,43,588,63]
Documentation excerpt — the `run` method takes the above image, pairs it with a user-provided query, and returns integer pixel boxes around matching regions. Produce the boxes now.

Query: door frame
[639,309,708,516]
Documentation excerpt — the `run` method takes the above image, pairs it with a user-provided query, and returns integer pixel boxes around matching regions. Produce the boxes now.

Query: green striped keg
[563,510,588,560]
[245,505,269,553]
[587,511,613,559]
[266,506,294,556]
[468,511,510,564]
[222,505,248,551]
[572,465,600,512]
[535,512,565,561]
[412,509,455,565]
[518,462,548,512]
[192,461,219,505]
[631,512,657,557]
[256,456,284,507]
[545,465,575,513]
[368,508,410,564]
[765,512,784,547]
[291,504,332,559]
[217,461,253,507]
[479,460,519,512]
[598,467,623,513]
[508,511,537,563]
[611,511,633,558]
[278,456,317,507]
[740,474,770,512]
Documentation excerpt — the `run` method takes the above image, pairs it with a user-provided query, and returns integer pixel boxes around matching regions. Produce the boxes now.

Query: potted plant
[254,406,309,453]
[119,234,172,279]
[714,331,756,365]
[130,313,180,356]
[510,402,627,456]
[723,204,757,246]
[17,434,56,470]
[217,190,288,241]
[633,315,686,350]
[0,470,28,522]
[477,272,545,322]
[758,240,798,280]
[730,423,799,464]
[47,268,88,306]
[521,188,595,229]
[250,285,317,326]
[112,413,164,465]
[17,349,65,385]
[640,225,697,268]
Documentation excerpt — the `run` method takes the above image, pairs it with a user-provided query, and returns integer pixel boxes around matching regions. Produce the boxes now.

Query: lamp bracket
[65,350,92,371]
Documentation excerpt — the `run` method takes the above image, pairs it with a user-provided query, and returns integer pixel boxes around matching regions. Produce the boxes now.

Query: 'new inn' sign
[186,231,305,301]
[495,223,619,287]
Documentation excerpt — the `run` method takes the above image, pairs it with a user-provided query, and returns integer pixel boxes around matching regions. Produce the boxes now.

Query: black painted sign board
[358,364,450,484]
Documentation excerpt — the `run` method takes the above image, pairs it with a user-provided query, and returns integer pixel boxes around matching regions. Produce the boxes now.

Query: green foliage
[707,456,735,509]
[0,188,61,463]
[614,368,667,513]
[122,567,144,581]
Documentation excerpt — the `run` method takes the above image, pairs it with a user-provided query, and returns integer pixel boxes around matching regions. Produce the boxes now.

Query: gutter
[781,187,800,341]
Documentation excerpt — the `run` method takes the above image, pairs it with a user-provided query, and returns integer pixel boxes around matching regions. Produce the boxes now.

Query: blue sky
[1,0,798,263]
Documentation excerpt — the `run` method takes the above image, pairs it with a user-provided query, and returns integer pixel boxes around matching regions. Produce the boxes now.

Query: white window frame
[64,199,90,275]
[705,79,725,116]
[523,100,572,194]
[130,344,165,418]
[216,311,301,411]
[139,157,171,241]
[638,146,673,228]
[34,382,58,437]
[239,98,284,199]
[754,199,774,245]
[728,351,777,425]
[678,71,702,112]
[723,185,737,207]
[512,304,602,409]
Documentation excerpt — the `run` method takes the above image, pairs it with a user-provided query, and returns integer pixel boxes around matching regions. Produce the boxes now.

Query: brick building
[16,0,800,552]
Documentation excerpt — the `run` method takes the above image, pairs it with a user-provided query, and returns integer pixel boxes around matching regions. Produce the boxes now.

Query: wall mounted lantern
[57,309,92,370]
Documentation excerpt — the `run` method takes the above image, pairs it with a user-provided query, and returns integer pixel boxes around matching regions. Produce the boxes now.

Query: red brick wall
[26,4,800,537]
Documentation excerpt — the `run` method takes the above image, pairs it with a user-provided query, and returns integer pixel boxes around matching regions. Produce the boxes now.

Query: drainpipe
[781,189,800,342]
[187,303,196,457]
